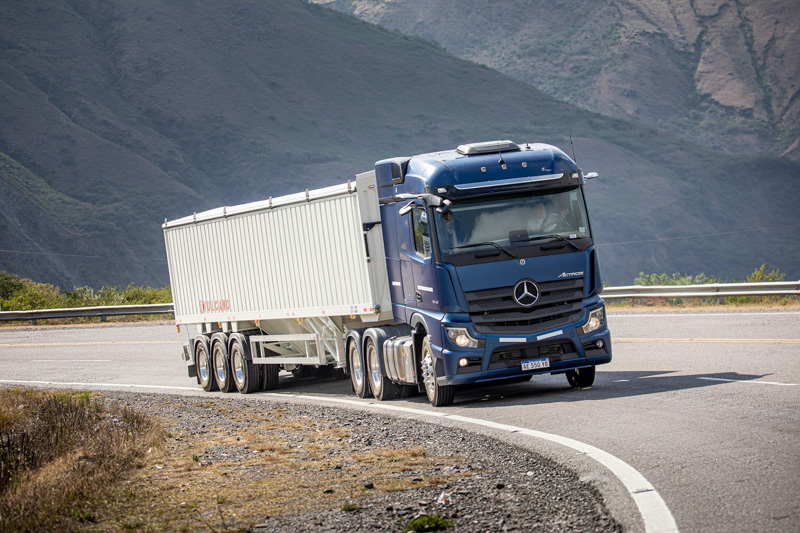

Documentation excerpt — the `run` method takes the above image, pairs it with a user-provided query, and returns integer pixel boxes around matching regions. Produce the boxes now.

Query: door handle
[415,291,422,302]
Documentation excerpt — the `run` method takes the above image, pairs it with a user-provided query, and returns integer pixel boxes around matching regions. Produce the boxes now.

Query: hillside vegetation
[1,0,798,289]
[312,0,800,160]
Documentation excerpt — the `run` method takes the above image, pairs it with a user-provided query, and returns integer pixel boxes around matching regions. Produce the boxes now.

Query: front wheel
[420,337,454,407]
[566,366,595,388]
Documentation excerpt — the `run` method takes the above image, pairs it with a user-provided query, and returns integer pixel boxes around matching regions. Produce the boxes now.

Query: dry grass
[606,299,800,313]
[0,388,164,531]
[0,390,469,531]
[79,404,463,531]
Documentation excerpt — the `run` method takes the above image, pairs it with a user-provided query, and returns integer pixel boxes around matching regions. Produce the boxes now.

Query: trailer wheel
[420,337,454,407]
[348,338,370,398]
[366,337,402,401]
[260,364,279,391]
[566,366,595,388]
[230,338,258,394]
[196,341,217,392]
[212,340,235,393]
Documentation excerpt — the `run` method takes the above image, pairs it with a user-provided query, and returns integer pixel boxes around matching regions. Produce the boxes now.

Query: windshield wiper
[519,234,581,251]
[447,241,517,258]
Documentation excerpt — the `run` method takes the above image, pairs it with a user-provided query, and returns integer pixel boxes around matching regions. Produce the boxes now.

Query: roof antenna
[569,135,578,165]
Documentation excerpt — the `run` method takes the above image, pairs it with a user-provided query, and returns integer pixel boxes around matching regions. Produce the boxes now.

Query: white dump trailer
[164,171,394,393]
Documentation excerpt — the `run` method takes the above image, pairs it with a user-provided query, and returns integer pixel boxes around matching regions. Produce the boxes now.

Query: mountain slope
[1,0,798,289]
[311,0,800,160]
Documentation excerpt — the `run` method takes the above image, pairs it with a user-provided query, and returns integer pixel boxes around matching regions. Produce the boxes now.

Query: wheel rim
[232,345,244,387]
[367,342,381,395]
[421,346,435,401]
[213,345,226,383]
[350,344,364,389]
[198,347,210,384]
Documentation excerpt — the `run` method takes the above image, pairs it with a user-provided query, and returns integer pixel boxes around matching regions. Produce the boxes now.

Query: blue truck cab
[371,140,611,406]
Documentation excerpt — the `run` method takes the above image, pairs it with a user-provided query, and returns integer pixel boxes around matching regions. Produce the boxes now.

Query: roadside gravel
[92,391,622,532]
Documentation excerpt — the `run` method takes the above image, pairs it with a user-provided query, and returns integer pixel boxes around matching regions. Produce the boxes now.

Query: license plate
[521,358,550,371]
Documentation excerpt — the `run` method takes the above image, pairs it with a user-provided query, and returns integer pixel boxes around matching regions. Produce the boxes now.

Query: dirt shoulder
[77,391,621,532]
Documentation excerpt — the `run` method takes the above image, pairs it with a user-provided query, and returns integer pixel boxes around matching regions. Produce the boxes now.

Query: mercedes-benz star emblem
[513,279,540,307]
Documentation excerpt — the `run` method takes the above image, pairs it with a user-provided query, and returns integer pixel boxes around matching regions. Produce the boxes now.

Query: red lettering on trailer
[199,298,231,314]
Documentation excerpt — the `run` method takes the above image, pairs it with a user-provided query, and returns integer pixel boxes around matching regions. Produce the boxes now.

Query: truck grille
[465,278,585,335]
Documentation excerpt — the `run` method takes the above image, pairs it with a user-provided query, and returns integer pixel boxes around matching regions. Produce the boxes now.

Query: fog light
[596,340,604,349]
[459,358,469,368]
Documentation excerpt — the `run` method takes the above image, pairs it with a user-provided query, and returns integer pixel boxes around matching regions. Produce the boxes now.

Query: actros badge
[513,279,540,307]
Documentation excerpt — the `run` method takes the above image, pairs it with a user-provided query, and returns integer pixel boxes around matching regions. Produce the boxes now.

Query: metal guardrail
[602,281,800,300]
[0,303,174,324]
[0,282,797,323]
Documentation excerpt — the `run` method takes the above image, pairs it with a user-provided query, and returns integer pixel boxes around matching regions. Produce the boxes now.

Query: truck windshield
[434,187,591,260]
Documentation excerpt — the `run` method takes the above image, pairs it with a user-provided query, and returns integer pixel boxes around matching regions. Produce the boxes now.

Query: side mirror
[584,172,599,180]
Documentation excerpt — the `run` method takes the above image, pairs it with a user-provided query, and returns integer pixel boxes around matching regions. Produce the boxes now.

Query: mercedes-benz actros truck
[163,140,611,406]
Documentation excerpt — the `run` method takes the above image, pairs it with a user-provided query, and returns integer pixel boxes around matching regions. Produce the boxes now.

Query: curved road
[1,310,798,532]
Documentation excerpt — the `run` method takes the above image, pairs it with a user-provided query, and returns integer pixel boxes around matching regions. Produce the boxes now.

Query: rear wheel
[260,364,279,391]
[212,340,235,393]
[231,338,259,394]
[195,340,217,392]
[420,337,454,407]
[366,337,402,401]
[566,366,595,388]
[348,339,370,398]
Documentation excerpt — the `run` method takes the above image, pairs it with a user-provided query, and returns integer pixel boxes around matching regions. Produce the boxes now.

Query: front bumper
[437,311,612,386]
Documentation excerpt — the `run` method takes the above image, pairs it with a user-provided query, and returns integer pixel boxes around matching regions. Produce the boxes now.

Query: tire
[420,336,454,407]
[195,340,218,392]
[566,366,595,388]
[212,339,236,393]
[230,338,259,394]
[260,364,279,391]
[366,337,402,401]
[291,366,312,379]
[348,338,370,398]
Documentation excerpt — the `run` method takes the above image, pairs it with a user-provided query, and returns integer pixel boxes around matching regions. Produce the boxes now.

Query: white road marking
[30,359,112,363]
[0,379,198,391]
[614,337,800,344]
[261,393,680,533]
[0,340,181,347]
[0,379,680,533]
[698,377,798,387]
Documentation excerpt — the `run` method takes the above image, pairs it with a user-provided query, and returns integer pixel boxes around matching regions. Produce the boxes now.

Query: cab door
[405,205,439,311]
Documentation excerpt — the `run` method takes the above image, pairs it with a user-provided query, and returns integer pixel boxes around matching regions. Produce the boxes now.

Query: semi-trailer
[163,140,611,406]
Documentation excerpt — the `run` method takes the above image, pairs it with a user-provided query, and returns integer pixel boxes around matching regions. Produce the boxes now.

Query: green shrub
[729,264,789,304]
[404,513,454,532]
[633,272,717,286]
[0,271,172,317]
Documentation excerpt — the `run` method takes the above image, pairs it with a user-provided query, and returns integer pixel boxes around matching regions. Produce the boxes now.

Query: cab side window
[411,208,431,258]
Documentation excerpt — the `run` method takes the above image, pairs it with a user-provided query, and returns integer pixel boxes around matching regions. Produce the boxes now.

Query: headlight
[446,327,481,348]
[578,306,605,335]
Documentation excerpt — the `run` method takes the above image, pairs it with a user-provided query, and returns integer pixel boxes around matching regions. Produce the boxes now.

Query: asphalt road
[1,310,798,532]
